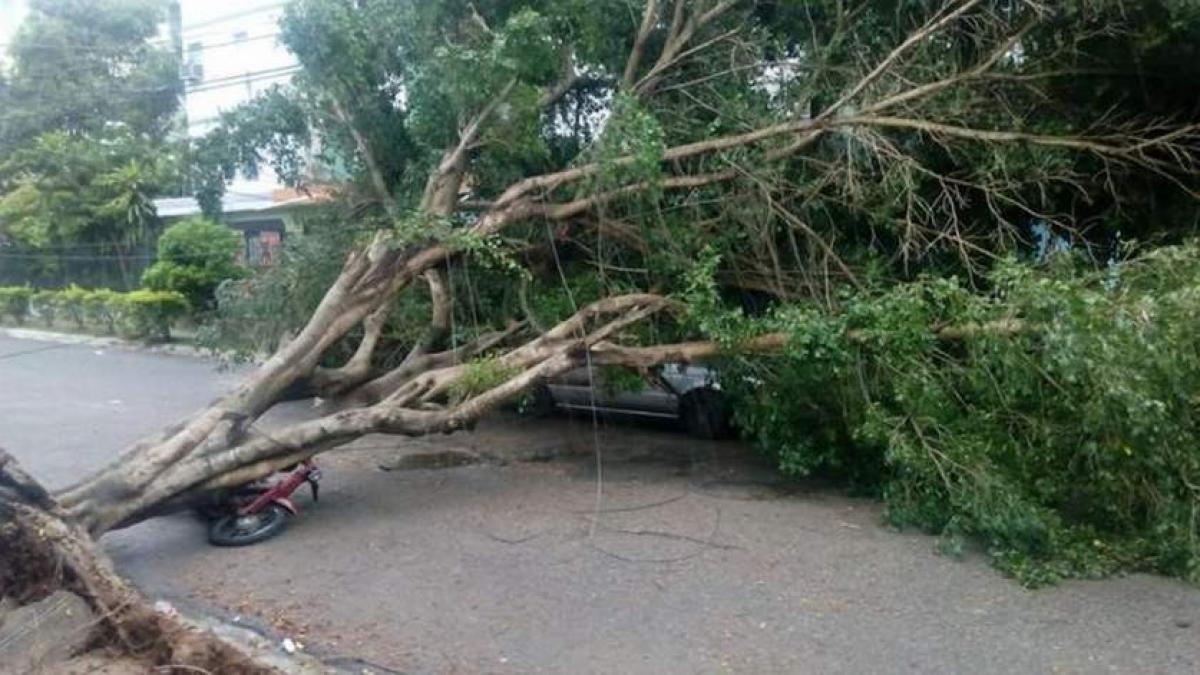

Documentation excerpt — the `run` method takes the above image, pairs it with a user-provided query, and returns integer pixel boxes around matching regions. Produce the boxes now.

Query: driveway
[2,334,1198,674]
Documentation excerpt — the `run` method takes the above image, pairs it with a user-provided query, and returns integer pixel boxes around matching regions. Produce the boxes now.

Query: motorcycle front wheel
[208,504,290,546]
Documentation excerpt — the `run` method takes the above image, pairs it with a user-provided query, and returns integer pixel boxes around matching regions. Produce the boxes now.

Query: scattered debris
[153,599,178,617]
[378,448,484,471]
[52,654,147,674]
[0,590,96,672]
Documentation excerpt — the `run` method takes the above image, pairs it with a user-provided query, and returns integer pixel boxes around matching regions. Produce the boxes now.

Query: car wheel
[524,383,557,418]
[679,388,731,439]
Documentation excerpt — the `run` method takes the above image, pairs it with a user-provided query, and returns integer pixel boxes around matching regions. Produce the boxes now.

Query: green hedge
[0,286,34,324]
[0,285,188,341]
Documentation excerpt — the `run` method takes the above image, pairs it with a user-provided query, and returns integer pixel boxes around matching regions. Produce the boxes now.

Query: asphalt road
[2,333,1199,674]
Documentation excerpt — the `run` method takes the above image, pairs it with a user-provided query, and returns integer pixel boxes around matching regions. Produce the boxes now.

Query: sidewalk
[0,325,218,360]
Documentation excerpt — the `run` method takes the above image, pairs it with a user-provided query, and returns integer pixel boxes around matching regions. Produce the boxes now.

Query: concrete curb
[0,326,217,360]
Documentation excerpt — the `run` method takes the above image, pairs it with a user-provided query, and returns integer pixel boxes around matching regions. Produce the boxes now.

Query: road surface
[2,333,1198,674]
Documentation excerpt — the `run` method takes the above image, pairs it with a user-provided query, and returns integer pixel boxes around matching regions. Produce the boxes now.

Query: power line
[183,32,282,52]
[0,62,299,95]
[0,5,285,53]
[0,33,289,87]
[1,31,282,55]
[0,251,255,262]
[0,67,302,124]
[178,3,289,35]
[186,65,301,94]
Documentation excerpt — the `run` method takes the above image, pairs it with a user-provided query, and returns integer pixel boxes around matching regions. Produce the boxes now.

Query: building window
[233,219,286,266]
[246,230,282,265]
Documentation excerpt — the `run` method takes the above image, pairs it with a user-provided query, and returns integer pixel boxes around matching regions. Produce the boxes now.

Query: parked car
[528,364,733,439]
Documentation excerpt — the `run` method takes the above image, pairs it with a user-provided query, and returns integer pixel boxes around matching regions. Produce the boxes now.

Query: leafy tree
[0,134,171,287]
[141,217,248,310]
[0,0,181,144]
[0,0,182,288]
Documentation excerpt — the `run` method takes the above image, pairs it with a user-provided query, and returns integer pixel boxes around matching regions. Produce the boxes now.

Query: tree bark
[0,450,276,672]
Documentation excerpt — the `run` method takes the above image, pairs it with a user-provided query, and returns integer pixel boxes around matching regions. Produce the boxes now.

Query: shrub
[715,243,1200,586]
[82,289,120,333]
[115,290,189,342]
[198,219,374,360]
[0,285,189,341]
[55,285,90,329]
[31,289,58,327]
[142,217,247,310]
[0,286,34,324]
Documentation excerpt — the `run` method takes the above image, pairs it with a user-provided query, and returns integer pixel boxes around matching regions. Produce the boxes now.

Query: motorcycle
[201,460,322,546]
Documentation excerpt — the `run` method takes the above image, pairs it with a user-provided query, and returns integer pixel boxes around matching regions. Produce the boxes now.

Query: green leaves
[587,94,666,191]
[0,132,170,263]
[140,218,248,310]
[705,243,1200,585]
[1,0,180,144]
[447,357,520,404]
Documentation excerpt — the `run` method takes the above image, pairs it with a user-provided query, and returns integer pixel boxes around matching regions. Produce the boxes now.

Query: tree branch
[634,0,741,98]
[622,0,661,89]
[400,267,452,365]
[539,48,581,109]
[331,94,400,220]
[818,0,984,119]
[309,302,392,397]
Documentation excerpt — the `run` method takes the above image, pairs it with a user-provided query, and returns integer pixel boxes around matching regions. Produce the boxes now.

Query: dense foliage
[140,218,248,310]
[0,284,186,341]
[713,243,1200,585]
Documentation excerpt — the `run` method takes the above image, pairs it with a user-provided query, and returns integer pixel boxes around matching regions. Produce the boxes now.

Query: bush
[198,219,377,359]
[55,285,90,329]
[0,285,189,341]
[716,243,1200,586]
[115,290,189,342]
[31,289,58,327]
[0,286,34,324]
[82,288,120,334]
[142,217,247,310]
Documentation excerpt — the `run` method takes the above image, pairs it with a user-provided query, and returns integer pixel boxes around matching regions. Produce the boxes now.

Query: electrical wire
[0,31,281,55]
[0,66,301,125]
[543,220,607,539]
[0,2,287,54]
[177,3,289,35]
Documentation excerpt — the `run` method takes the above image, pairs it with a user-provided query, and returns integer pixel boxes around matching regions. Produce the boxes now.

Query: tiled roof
[153,187,329,218]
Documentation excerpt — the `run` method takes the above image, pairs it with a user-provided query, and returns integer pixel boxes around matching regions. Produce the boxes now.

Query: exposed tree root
[0,450,279,674]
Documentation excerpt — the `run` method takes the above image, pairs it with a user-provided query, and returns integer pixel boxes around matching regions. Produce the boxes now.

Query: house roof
[153,186,331,218]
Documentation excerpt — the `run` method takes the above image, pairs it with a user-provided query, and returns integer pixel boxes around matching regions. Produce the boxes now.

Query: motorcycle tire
[208,504,290,546]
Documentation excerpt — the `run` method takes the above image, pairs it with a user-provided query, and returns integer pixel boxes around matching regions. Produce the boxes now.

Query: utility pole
[167,1,191,196]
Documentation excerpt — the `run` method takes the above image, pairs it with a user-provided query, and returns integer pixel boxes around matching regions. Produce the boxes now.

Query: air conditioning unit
[182,60,204,85]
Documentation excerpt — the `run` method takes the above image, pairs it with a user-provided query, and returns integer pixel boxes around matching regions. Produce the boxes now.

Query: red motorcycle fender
[271,496,299,515]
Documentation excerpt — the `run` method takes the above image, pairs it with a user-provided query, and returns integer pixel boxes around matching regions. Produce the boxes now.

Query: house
[152,187,328,265]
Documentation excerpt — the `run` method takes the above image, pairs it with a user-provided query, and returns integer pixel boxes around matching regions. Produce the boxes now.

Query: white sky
[0,0,29,58]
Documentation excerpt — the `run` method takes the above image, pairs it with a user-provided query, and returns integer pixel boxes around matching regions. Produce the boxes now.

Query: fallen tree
[44,0,1200,535]
[2,0,1199,661]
